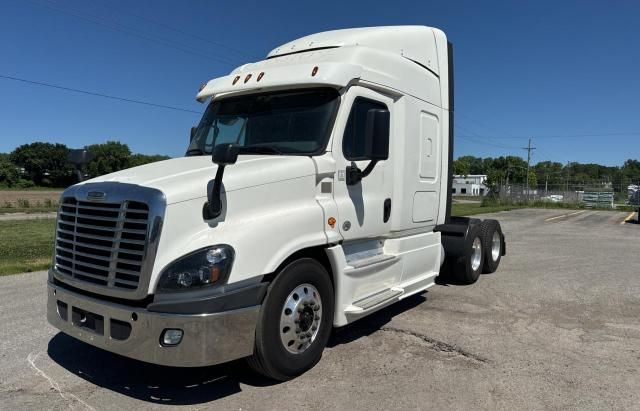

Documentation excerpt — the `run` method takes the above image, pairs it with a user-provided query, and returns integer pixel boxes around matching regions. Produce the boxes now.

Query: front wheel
[247,258,334,381]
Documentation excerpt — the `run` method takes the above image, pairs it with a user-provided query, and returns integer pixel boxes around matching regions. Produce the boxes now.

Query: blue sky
[1,0,639,166]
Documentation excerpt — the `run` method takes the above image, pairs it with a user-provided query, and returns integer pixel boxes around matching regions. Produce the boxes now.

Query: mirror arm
[361,160,378,178]
[346,160,379,186]
[203,165,226,219]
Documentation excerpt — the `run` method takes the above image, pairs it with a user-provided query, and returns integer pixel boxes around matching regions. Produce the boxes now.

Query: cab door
[332,87,395,241]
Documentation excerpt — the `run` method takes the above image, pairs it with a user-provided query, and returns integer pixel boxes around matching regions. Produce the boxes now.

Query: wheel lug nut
[311,326,317,331]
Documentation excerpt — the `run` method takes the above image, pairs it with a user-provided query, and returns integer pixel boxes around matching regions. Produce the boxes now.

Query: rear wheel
[480,219,503,273]
[451,225,484,284]
[247,258,334,381]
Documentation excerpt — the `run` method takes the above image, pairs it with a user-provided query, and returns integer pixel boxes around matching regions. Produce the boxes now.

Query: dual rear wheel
[448,219,504,284]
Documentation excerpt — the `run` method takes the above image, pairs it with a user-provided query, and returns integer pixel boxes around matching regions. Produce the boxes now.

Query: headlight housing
[157,245,234,293]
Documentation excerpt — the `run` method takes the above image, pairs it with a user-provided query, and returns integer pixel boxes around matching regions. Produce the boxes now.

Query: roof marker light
[257,72,264,82]
[244,74,252,83]
[311,66,318,77]
[232,75,240,85]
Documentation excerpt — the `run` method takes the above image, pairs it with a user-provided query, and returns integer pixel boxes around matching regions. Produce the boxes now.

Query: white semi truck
[48,26,505,380]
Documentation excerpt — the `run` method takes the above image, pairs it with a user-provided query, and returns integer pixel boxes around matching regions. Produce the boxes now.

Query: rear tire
[480,219,503,273]
[247,258,334,381]
[451,225,484,284]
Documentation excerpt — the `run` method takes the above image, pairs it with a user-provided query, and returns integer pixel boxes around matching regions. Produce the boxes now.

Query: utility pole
[522,138,536,203]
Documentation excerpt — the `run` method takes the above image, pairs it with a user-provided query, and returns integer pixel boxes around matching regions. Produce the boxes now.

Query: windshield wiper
[239,145,284,155]
[185,148,205,156]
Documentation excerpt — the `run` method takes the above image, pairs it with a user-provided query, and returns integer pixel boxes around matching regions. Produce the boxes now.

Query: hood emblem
[87,191,106,201]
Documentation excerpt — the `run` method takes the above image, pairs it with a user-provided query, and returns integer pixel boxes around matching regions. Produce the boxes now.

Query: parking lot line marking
[545,210,585,221]
[620,212,636,225]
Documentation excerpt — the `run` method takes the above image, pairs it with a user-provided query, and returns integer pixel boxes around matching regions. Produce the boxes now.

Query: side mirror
[346,109,390,186]
[204,144,240,220]
[212,143,240,166]
[190,126,197,142]
[68,149,94,183]
[364,109,390,161]
[68,149,93,167]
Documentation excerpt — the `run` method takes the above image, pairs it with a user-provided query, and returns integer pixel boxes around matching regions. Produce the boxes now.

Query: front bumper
[47,281,259,367]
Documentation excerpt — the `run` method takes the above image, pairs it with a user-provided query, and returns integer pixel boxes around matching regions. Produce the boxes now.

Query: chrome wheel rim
[491,231,501,262]
[279,283,322,354]
[471,237,482,272]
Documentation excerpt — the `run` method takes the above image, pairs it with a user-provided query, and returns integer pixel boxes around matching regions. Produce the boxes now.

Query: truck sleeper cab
[47,26,505,380]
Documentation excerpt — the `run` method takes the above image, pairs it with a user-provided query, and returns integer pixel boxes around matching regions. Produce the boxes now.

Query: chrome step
[347,253,397,269]
[349,287,404,311]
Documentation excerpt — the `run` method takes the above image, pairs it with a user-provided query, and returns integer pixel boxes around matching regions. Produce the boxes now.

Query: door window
[342,98,388,160]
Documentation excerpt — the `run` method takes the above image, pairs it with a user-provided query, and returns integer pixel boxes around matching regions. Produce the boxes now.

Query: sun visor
[196,63,362,102]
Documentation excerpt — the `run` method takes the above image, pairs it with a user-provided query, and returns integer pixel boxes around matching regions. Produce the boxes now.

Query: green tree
[456,155,484,174]
[10,142,73,186]
[527,169,537,188]
[0,157,20,187]
[485,168,506,194]
[453,159,470,176]
[86,141,132,177]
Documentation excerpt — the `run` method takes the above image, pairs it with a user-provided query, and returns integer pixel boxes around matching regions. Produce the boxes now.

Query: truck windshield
[187,87,340,156]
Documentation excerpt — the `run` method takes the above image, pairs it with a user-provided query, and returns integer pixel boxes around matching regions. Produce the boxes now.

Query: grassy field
[0,219,55,275]
[0,189,61,213]
[451,202,524,216]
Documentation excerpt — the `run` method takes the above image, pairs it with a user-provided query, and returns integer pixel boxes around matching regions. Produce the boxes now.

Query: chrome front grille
[54,197,150,291]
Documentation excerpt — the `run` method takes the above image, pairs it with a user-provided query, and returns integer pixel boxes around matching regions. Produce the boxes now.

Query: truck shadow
[47,333,276,405]
[328,292,427,347]
[47,292,428,405]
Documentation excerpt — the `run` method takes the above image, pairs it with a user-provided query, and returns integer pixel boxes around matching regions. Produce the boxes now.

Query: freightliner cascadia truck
[48,26,506,380]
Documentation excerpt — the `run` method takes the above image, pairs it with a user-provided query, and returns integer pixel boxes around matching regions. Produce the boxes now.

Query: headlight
[157,245,234,293]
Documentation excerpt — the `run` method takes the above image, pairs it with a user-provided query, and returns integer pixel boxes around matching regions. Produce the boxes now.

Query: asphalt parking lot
[1,208,639,410]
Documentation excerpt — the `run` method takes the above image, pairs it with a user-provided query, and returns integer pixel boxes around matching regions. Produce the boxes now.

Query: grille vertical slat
[54,197,149,291]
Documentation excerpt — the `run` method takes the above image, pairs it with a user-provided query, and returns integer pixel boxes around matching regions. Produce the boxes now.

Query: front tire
[247,258,334,381]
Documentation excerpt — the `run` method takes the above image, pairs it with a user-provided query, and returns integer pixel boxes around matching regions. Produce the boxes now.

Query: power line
[457,112,640,139]
[455,124,520,149]
[457,132,640,139]
[91,0,259,60]
[0,74,201,114]
[26,0,239,67]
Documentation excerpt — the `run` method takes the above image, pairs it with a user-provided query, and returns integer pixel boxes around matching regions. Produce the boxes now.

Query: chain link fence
[490,183,639,209]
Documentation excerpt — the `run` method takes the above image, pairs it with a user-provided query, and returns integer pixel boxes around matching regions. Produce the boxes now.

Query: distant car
[542,195,563,203]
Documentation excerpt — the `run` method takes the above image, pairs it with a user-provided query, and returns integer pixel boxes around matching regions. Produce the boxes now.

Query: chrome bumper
[47,281,259,367]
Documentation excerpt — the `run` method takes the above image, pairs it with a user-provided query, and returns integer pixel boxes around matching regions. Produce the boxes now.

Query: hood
[83,155,317,204]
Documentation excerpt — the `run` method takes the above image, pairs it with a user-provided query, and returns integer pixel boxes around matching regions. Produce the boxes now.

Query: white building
[452,174,488,196]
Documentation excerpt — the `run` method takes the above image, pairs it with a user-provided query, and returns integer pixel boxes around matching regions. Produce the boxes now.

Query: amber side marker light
[232,75,241,85]
[328,217,336,228]
[257,72,265,82]
[244,74,252,83]
[311,66,319,76]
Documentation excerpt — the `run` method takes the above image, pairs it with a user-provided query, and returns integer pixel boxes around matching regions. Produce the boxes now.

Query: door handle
[383,198,391,223]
